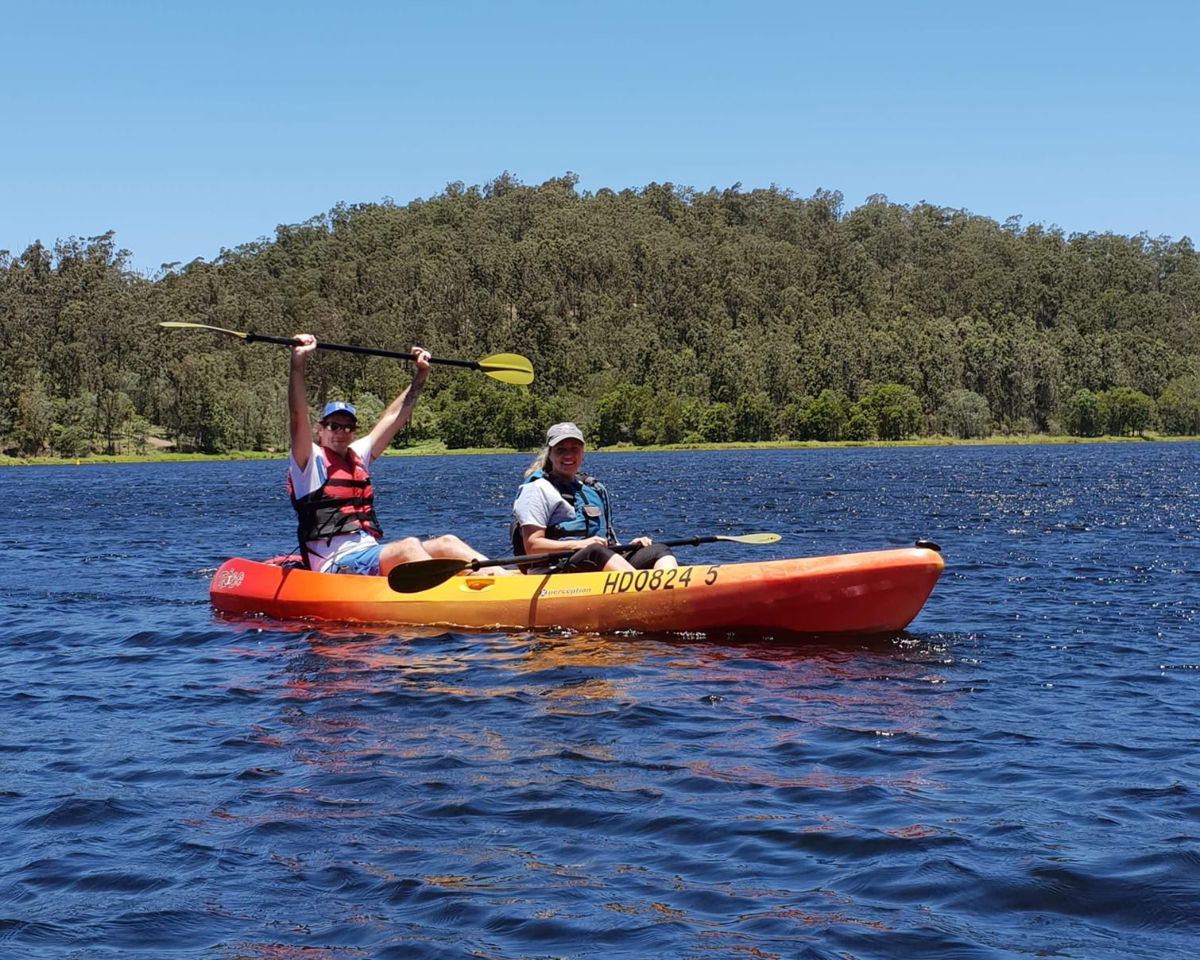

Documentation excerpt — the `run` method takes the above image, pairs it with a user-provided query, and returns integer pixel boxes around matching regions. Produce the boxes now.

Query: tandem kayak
[209,544,944,637]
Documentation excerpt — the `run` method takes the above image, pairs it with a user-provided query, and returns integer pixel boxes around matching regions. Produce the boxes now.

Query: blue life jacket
[512,471,614,554]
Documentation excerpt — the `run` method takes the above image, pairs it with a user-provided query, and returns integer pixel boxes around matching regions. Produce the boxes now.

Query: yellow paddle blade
[478,353,534,385]
[159,321,248,339]
[720,533,781,545]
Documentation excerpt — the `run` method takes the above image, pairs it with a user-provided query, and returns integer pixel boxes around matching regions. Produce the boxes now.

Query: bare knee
[422,535,483,562]
[379,537,432,575]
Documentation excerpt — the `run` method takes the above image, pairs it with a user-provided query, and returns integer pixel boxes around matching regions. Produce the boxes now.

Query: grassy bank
[3,433,1197,467]
[593,433,1198,453]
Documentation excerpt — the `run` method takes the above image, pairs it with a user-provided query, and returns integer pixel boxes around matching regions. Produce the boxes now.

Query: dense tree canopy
[2,174,1197,457]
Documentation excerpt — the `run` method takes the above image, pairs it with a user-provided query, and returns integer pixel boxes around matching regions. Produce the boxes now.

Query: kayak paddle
[159,321,534,384]
[387,532,782,593]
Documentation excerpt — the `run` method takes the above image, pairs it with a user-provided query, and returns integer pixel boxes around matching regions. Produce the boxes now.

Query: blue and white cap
[320,400,357,421]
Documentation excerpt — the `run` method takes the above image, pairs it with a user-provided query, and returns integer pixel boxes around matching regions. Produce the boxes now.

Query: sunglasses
[321,421,357,433]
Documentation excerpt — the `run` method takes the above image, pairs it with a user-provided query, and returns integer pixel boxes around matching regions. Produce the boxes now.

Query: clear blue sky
[4,0,1197,274]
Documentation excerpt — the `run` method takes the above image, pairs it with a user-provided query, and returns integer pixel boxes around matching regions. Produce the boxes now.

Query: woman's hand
[630,536,653,548]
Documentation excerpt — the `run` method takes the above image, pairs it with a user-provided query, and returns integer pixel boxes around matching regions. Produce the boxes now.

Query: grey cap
[546,422,585,447]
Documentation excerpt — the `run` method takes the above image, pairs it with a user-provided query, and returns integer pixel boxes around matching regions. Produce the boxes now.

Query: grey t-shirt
[512,477,577,570]
[512,476,575,535]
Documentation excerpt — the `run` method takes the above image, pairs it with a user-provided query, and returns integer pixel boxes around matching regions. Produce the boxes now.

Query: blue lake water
[2,443,1198,959]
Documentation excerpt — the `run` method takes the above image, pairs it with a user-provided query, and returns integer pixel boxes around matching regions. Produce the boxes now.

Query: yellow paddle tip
[479,353,535,385]
[158,321,247,338]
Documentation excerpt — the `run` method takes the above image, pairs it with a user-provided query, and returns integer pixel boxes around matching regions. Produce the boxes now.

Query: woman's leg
[563,542,632,573]
[625,543,678,570]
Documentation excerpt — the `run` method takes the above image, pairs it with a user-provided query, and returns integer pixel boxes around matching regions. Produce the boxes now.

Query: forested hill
[3,173,1199,457]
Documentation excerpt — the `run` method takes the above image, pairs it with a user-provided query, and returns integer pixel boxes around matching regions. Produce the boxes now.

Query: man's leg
[421,534,486,562]
[421,534,519,575]
[378,537,435,576]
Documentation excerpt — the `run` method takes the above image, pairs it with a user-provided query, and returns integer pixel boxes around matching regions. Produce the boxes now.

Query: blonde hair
[523,446,550,479]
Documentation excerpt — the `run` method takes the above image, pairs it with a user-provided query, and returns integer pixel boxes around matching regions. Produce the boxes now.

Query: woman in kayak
[289,333,508,577]
[512,422,678,574]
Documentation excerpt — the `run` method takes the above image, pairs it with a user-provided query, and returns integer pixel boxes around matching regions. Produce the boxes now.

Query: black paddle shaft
[488,534,773,570]
[245,332,481,370]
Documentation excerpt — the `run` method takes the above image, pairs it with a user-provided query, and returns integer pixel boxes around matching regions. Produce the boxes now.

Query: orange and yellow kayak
[209,545,943,637]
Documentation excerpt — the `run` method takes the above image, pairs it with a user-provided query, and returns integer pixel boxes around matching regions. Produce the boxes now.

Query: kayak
[209,544,943,636]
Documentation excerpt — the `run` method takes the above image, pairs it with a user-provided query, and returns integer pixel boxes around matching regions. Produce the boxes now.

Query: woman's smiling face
[547,438,584,478]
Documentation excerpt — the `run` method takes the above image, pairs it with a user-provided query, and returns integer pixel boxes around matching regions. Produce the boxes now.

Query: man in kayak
[288,333,501,576]
[512,422,678,573]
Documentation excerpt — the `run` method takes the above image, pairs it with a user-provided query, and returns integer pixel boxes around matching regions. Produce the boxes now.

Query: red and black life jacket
[288,446,383,567]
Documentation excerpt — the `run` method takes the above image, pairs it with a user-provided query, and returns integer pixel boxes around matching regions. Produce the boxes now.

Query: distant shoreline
[3,433,1197,467]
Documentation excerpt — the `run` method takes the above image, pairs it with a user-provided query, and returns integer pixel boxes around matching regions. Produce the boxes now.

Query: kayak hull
[209,547,944,637]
